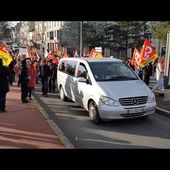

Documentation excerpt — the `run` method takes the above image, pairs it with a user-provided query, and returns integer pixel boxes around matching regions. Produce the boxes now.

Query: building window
[50,31,54,40]
[54,30,56,37]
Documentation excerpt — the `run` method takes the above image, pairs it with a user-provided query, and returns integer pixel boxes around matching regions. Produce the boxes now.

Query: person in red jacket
[27,59,37,100]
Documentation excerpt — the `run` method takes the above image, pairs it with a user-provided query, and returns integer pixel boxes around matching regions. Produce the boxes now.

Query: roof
[59,57,122,63]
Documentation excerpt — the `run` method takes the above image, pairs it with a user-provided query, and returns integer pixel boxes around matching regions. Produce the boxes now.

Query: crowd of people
[126,57,165,93]
[0,48,58,112]
[0,45,166,113]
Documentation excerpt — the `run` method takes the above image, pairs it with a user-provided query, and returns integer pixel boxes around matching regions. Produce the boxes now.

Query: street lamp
[164,31,170,89]
[80,21,83,57]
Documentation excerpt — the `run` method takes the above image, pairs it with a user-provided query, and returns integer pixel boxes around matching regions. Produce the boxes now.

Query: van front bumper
[98,102,156,120]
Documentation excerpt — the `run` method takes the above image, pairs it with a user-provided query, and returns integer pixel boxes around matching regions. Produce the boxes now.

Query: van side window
[65,60,77,77]
[77,63,87,79]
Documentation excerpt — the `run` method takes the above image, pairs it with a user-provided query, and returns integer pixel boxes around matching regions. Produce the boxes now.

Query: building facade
[34,21,46,50]
[19,21,35,47]
[45,21,64,52]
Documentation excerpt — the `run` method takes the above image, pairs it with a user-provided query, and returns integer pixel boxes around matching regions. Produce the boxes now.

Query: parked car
[57,57,156,124]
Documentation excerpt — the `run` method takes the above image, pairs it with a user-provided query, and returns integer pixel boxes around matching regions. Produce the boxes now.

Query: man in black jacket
[0,58,10,112]
[20,58,30,103]
[39,58,51,97]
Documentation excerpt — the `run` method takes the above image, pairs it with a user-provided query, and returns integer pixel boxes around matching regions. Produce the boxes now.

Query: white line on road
[75,136,134,146]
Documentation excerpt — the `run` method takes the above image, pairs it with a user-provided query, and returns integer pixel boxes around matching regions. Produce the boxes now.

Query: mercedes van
[57,58,156,124]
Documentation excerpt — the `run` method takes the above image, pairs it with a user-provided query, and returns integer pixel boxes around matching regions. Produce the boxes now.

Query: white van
[57,58,156,124]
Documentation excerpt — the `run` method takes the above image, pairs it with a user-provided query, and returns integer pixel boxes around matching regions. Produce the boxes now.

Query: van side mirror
[78,77,86,83]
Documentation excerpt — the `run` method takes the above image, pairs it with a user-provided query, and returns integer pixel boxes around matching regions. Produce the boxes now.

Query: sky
[8,21,19,26]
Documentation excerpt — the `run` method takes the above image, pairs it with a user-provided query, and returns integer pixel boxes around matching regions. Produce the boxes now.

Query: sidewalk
[0,83,66,149]
[155,92,170,118]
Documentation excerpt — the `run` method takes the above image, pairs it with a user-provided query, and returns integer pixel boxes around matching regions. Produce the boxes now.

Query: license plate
[127,108,144,114]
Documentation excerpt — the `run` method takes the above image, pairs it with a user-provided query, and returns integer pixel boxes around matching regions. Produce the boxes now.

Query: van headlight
[100,96,119,106]
[147,95,155,103]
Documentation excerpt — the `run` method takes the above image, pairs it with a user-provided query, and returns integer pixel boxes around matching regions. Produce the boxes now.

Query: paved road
[33,85,170,149]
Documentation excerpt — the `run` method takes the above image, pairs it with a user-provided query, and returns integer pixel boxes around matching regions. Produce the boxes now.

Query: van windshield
[88,61,138,81]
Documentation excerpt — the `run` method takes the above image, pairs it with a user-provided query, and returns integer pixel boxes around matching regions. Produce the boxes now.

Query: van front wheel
[60,86,67,101]
[89,101,101,124]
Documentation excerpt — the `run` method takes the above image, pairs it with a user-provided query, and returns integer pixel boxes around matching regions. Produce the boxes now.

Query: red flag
[0,42,8,53]
[131,48,141,67]
[140,39,158,68]
[46,52,58,63]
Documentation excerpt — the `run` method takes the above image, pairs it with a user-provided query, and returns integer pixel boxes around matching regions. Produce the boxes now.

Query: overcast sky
[8,21,19,26]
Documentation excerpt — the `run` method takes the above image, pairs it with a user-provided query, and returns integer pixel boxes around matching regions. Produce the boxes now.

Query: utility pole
[164,31,170,88]
[80,21,83,57]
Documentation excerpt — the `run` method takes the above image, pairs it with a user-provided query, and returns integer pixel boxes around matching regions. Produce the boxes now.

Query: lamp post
[164,31,170,89]
[80,21,83,57]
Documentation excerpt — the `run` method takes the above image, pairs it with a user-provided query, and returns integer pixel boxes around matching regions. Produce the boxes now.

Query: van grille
[119,96,148,106]
[121,112,145,118]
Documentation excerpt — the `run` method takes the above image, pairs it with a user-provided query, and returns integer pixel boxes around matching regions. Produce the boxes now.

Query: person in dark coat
[49,60,57,92]
[20,58,30,103]
[143,63,152,86]
[39,58,51,97]
[0,58,10,112]
[8,57,16,85]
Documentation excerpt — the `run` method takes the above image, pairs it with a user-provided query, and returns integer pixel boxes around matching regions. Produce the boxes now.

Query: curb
[32,95,75,149]
[156,107,170,118]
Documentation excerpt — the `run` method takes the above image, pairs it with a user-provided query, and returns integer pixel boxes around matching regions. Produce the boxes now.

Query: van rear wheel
[89,101,101,124]
[60,86,67,101]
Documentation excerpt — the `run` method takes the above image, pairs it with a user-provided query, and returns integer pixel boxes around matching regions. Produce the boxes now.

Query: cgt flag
[140,39,158,68]
[0,43,13,66]
[131,48,141,68]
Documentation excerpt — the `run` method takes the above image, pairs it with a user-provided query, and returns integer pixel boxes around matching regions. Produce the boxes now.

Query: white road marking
[75,136,134,146]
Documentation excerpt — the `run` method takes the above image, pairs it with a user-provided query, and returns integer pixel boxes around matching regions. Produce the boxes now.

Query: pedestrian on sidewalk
[39,58,51,97]
[48,59,57,93]
[27,59,37,100]
[0,58,10,112]
[8,57,16,86]
[13,59,21,87]
[20,58,30,103]
[152,57,165,93]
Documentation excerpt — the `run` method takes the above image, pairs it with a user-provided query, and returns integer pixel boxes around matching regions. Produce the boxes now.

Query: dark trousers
[49,79,56,92]
[0,93,7,111]
[9,72,15,85]
[144,75,150,86]
[18,75,21,87]
[28,87,33,98]
[21,83,28,102]
[41,78,49,95]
